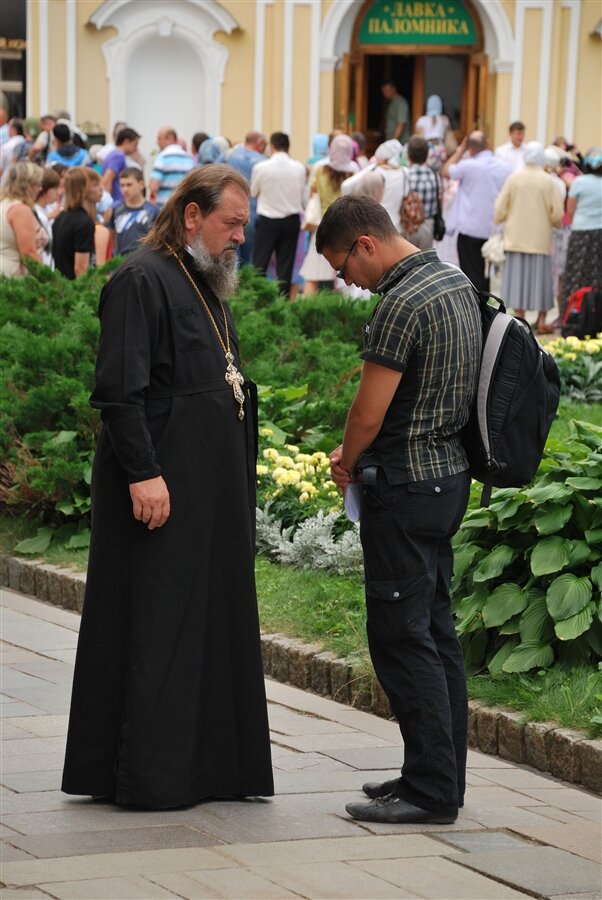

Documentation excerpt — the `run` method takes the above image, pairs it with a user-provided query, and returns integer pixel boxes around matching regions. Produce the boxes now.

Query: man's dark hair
[351,130,366,151]
[509,121,525,132]
[10,118,24,136]
[270,132,289,153]
[407,135,429,165]
[115,127,140,145]
[144,163,249,252]
[192,131,209,154]
[119,166,144,182]
[53,123,71,144]
[316,196,397,255]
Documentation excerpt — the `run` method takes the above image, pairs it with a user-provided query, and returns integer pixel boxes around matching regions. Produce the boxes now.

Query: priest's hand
[129,476,171,530]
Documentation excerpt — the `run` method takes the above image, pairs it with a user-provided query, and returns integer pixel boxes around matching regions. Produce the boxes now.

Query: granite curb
[2,551,601,794]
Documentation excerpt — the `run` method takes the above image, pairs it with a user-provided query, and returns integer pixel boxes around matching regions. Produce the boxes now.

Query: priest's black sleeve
[90,265,163,483]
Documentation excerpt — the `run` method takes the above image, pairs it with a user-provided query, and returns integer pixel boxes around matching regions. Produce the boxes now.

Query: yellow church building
[3,0,601,159]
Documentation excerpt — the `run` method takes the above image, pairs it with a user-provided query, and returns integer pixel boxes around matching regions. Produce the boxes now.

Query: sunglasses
[336,238,358,280]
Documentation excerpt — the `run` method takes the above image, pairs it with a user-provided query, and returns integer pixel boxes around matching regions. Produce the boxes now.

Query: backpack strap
[476,309,514,470]
[480,481,493,508]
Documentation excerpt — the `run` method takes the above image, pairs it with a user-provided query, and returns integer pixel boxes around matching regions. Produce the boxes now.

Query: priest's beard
[188,234,240,300]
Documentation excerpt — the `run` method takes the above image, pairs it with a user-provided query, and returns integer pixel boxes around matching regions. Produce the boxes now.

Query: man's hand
[129,476,170,529]
[330,445,353,491]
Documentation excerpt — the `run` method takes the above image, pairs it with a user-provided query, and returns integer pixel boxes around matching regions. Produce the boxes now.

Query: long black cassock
[62,246,274,809]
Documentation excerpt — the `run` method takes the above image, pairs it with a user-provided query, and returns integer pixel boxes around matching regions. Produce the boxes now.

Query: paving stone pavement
[1,588,601,900]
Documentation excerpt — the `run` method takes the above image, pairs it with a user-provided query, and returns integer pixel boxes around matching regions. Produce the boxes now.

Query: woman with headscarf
[416,95,455,172]
[415,95,450,142]
[342,139,408,232]
[198,136,230,166]
[300,134,358,294]
[560,148,602,317]
[307,133,329,167]
[494,141,564,333]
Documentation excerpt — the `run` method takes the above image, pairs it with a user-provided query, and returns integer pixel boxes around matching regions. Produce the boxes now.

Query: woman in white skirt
[300,135,358,294]
[494,142,564,333]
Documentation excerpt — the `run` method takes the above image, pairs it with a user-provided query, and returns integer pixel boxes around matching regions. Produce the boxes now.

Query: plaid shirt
[407,164,440,219]
[360,250,482,483]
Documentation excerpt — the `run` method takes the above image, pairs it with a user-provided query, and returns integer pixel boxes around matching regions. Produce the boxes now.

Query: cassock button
[435,486,442,493]
[393,591,400,598]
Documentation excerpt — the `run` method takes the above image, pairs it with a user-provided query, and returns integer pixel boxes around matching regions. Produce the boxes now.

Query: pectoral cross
[224,351,246,420]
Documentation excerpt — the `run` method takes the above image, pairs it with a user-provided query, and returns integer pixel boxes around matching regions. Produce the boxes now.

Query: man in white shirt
[250,131,306,296]
[495,121,526,172]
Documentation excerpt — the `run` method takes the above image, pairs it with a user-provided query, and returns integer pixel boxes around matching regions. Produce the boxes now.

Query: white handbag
[481,233,505,265]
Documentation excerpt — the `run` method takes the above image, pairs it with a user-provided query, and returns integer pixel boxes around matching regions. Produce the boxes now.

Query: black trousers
[359,469,471,817]
[252,214,300,296]
[457,233,489,293]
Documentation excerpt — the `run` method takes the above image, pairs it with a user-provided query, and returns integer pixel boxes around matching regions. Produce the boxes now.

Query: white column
[536,1,553,143]
[309,0,320,155]
[253,0,273,131]
[511,0,553,143]
[282,0,294,135]
[66,0,76,121]
[26,0,33,114]
[38,0,49,115]
[561,0,581,141]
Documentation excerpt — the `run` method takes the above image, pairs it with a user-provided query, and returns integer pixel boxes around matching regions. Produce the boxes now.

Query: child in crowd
[110,167,158,256]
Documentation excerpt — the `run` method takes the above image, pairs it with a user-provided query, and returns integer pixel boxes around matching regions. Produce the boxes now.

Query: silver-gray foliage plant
[256,505,363,575]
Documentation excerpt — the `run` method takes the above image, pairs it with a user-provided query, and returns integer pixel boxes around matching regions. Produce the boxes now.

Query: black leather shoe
[346,795,457,824]
[362,778,400,799]
[363,779,464,808]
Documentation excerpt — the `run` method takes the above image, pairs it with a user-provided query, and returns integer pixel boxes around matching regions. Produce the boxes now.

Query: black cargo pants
[359,467,471,818]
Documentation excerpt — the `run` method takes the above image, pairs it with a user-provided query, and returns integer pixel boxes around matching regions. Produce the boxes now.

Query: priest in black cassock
[61,165,274,809]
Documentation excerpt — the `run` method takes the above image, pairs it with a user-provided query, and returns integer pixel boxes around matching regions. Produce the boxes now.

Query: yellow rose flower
[260,427,273,437]
[256,465,269,476]
[263,448,279,460]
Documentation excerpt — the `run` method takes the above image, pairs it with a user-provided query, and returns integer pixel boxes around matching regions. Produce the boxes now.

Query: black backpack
[561,287,602,339]
[462,292,561,505]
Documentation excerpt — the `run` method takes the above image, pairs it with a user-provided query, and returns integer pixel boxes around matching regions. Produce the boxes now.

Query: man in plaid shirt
[316,196,481,825]
[400,136,441,250]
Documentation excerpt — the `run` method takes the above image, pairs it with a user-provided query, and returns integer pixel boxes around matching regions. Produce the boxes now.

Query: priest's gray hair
[144,164,250,252]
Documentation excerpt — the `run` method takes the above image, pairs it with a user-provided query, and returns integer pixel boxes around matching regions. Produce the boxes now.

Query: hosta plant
[452,420,602,674]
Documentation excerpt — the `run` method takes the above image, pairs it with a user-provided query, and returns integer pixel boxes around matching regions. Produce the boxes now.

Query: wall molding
[88,0,239,137]
[319,0,515,71]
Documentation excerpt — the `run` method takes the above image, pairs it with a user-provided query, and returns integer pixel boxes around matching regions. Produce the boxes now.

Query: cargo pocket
[404,477,462,535]
[366,575,430,643]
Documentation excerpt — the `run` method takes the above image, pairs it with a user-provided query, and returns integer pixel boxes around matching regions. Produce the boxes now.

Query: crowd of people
[1,89,600,330]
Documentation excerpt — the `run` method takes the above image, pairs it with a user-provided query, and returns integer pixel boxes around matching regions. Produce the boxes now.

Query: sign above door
[359,0,477,46]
